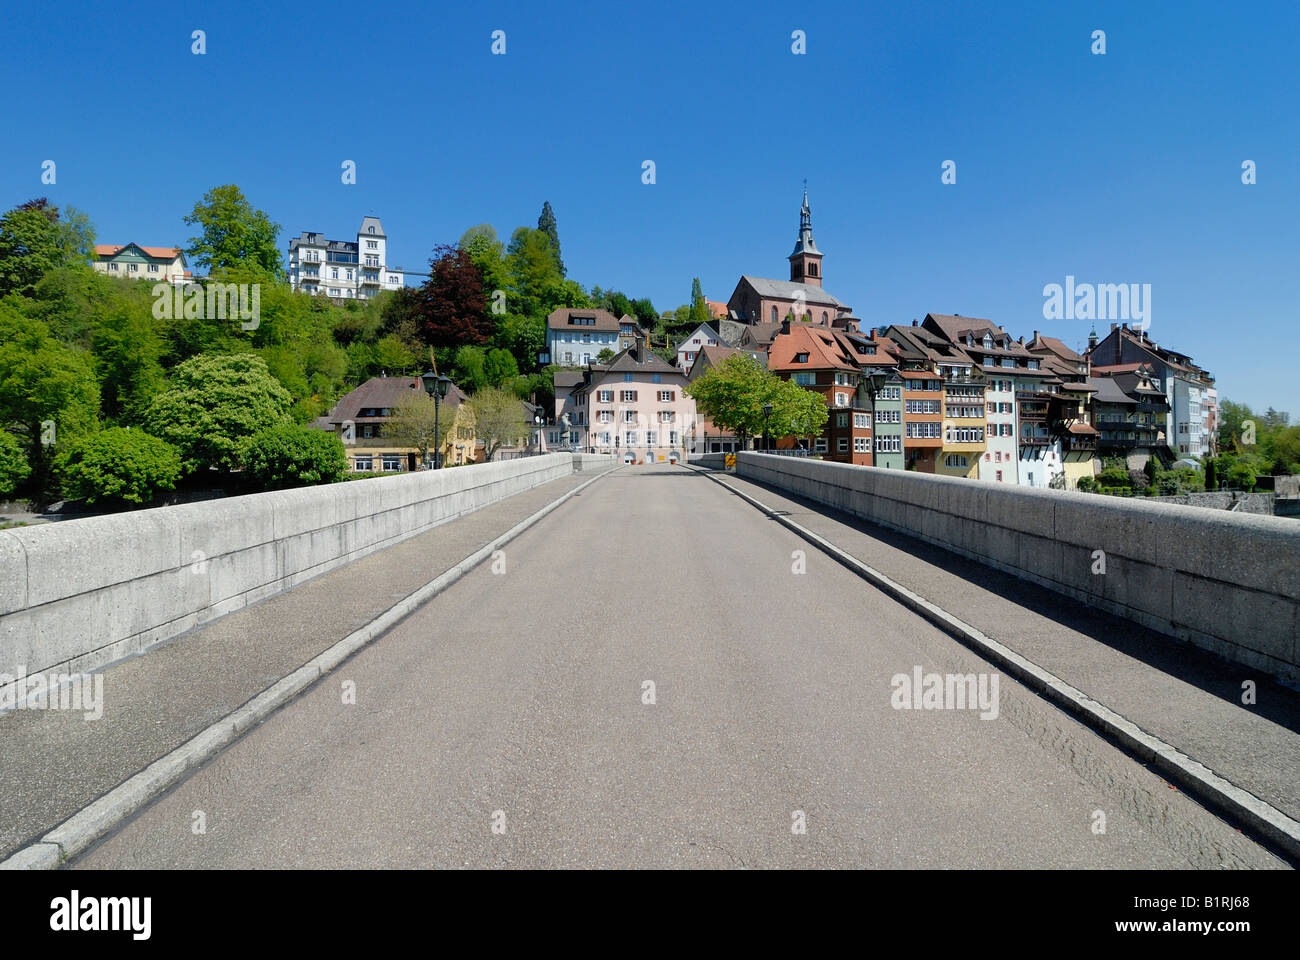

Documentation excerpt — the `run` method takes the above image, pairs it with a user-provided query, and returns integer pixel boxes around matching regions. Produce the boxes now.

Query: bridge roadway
[60,463,1289,869]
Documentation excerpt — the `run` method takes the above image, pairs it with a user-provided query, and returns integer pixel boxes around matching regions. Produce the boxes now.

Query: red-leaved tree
[414,244,491,348]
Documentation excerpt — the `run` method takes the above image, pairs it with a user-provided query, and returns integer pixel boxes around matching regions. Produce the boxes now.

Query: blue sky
[3,0,1297,414]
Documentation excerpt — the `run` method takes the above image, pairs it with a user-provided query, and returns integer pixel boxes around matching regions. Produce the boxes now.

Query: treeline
[0,186,675,509]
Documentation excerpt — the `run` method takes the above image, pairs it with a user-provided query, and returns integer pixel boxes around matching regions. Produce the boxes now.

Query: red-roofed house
[93,243,188,284]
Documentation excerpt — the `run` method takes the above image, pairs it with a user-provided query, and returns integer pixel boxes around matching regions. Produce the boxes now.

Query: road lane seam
[0,465,619,870]
[692,464,1300,862]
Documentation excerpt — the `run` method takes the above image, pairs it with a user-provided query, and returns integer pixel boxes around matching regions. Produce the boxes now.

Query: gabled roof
[95,243,185,262]
[738,275,843,307]
[739,321,781,347]
[1029,333,1084,362]
[686,344,768,382]
[1088,376,1139,406]
[768,324,857,372]
[604,346,679,375]
[705,300,728,319]
[546,307,621,331]
[677,322,721,346]
[329,376,467,425]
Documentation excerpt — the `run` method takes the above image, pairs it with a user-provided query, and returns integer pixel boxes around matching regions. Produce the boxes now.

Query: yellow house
[937,365,987,479]
[314,376,477,472]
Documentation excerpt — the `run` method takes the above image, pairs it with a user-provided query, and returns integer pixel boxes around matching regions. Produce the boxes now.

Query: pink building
[559,347,697,462]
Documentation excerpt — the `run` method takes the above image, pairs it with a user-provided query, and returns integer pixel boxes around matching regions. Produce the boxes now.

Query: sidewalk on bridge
[709,470,1300,827]
[0,468,610,861]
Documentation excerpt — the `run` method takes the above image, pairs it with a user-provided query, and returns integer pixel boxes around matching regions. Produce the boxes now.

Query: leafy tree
[631,297,658,328]
[470,386,529,461]
[596,347,615,363]
[144,353,293,473]
[688,277,711,329]
[240,423,347,490]
[1225,461,1257,491]
[537,201,565,278]
[484,347,519,387]
[0,199,95,298]
[451,345,489,393]
[413,244,490,348]
[687,353,827,447]
[385,391,453,466]
[0,430,30,497]
[93,303,167,425]
[507,227,563,320]
[0,306,100,504]
[460,225,510,302]
[182,184,283,276]
[56,428,181,505]
[373,335,420,375]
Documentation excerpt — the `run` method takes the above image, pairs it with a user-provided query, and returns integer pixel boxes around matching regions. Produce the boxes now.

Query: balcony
[360,274,381,286]
[1062,436,1098,452]
[1019,434,1050,446]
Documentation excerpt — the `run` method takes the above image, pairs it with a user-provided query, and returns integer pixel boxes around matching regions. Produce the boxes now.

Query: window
[834,393,850,407]
[332,268,339,279]
[996,470,1003,481]
[854,437,869,452]
[853,413,868,428]
[621,390,637,402]
[814,438,828,452]
[944,454,968,468]
[353,456,373,471]
[794,353,809,363]
[647,431,658,445]
[659,411,674,422]
[624,411,636,423]
[108,262,118,271]
[771,307,778,322]
[128,263,138,272]
[875,436,901,453]
[669,431,679,445]
[659,390,674,401]
[822,312,828,322]
[598,411,613,423]
[652,374,662,384]
[792,372,813,386]
[381,456,402,471]
[598,390,612,402]
[148,264,159,273]
[838,438,849,452]
[625,431,637,445]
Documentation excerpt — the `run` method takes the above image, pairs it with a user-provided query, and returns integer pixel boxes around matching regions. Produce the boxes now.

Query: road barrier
[0,454,612,703]
[737,453,1300,682]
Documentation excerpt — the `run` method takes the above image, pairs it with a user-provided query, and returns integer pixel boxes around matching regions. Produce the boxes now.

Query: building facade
[315,376,475,472]
[546,307,621,367]
[288,216,404,301]
[564,347,697,463]
[93,244,188,283]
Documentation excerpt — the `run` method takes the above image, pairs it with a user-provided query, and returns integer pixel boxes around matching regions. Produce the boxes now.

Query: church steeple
[788,186,823,288]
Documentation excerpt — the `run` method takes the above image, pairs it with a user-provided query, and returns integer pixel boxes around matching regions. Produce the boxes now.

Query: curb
[0,465,616,870]
[694,464,1300,862]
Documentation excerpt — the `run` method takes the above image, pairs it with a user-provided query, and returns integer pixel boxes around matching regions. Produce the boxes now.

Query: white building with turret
[287,216,404,301]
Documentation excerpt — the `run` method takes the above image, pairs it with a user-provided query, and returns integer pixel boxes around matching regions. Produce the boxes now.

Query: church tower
[788,188,823,288]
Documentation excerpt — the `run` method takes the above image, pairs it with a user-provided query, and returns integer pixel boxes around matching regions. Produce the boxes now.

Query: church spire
[788,185,823,287]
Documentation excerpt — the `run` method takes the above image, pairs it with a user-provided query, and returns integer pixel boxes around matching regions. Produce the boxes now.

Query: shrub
[0,429,30,497]
[241,423,347,490]
[1097,466,1131,488]
[56,428,181,504]
[1226,461,1257,492]
[1075,475,1095,492]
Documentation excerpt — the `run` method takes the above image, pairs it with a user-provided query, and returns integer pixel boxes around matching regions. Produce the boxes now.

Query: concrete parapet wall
[737,453,1300,682]
[0,454,595,698]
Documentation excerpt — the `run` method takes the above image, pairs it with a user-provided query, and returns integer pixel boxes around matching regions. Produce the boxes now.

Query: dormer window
[794,352,809,363]
[983,335,993,349]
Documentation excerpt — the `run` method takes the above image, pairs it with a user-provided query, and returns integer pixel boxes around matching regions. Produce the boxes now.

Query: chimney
[780,317,791,335]
[1018,336,1025,345]
[1110,323,1118,331]
[1032,330,1039,342]
[912,319,918,326]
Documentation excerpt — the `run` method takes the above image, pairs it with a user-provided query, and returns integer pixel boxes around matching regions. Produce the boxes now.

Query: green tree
[537,201,565,278]
[0,306,100,504]
[484,347,519,387]
[452,345,489,392]
[470,386,529,461]
[0,199,95,298]
[144,353,293,474]
[57,428,181,505]
[0,430,30,497]
[240,423,347,490]
[93,303,167,425]
[385,391,452,466]
[1225,461,1257,491]
[688,277,711,329]
[183,184,283,276]
[687,353,827,447]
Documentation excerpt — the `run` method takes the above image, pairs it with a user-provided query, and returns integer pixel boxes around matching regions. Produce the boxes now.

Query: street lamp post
[534,414,544,455]
[420,371,453,469]
[865,370,888,466]
[762,403,773,452]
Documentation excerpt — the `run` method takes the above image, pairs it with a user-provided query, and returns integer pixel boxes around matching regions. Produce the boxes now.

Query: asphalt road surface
[73,465,1284,868]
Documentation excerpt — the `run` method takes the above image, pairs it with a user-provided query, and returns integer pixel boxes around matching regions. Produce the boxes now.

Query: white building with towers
[287,216,405,301]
